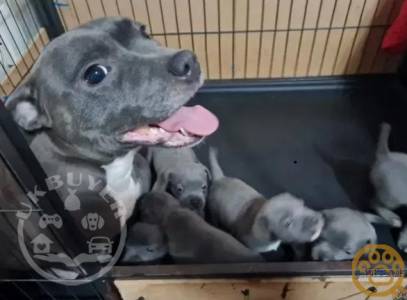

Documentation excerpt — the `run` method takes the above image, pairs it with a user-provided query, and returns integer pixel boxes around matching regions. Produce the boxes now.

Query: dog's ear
[5,79,52,131]
[363,212,395,226]
[152,172,170,192]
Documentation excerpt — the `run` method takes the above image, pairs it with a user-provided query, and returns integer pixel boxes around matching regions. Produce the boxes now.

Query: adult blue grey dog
[6,17,218,229]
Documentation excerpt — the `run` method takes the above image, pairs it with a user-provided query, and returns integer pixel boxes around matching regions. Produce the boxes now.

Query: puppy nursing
[150,147,210,216]
[138,191,263,263]
[311,208,381,261]
[208,148,324,253]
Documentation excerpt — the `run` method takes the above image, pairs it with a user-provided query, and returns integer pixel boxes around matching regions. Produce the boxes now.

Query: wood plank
[132,0,151,29]
[207,34,221,79]
[257,32,274,78]
[115,278,405,300]
[246,33,261,78]
[219,33,233,79]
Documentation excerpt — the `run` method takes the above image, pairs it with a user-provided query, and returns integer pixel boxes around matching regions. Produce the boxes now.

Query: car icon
[87,236,113,254]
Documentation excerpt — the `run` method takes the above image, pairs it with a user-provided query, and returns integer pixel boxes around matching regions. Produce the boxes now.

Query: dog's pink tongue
[157,105,219,136]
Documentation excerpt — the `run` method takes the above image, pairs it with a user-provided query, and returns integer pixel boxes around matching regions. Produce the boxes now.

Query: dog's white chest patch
[102,150,141,221]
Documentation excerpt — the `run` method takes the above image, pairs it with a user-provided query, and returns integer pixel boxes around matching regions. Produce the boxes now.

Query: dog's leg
[373,204,402,228]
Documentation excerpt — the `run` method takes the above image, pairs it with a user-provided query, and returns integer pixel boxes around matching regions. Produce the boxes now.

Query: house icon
[31,233,54,254]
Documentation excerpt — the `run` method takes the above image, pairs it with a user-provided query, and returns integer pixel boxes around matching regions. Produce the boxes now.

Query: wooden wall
[55,0,403,80]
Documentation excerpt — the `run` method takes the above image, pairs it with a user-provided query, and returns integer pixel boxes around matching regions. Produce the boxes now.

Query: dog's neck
[46,131,116,165]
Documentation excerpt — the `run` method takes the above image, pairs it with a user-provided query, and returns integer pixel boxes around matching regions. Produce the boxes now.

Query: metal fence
[0,0,404,96]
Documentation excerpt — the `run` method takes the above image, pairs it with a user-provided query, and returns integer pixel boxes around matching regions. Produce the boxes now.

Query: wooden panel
[115,278,406,300]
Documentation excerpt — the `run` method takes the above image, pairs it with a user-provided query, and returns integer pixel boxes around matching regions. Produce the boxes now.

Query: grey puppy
[150,147,211,216]
[397,225,407,253]
[138,191,263,264]
[208,148,324,253]
[5,17,217,223]
[370,123,407,227]
[121,222,168,264]
[311,207,387,261]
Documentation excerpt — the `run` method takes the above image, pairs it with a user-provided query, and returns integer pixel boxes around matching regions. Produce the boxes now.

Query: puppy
[208,148,324,253]
[311,208,386,261]
[150,147,211,216]
[370,123,407,227]
[138,191,263,264]
[121,222,168,264]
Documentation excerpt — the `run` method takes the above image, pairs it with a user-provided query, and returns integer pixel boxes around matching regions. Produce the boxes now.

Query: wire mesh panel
[0,0,50,97]
[52,0,403,80]
[0,0,404,95]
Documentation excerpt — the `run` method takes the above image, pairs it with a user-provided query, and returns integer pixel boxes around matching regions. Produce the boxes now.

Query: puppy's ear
[152,172,170,192]
[204,167,212,181]
[363,213,395,226]
[5,79,52,131]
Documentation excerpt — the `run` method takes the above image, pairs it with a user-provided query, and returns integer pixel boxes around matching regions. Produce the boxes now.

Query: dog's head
[153,165,210,216]
[311,208,383,261]
[6,17,218,161]
[255,193,324,244]
[122,222,168,263]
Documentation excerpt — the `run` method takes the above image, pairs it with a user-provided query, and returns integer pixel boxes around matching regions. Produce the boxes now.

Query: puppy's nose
[168,50,200,80]
[190,197,203,210]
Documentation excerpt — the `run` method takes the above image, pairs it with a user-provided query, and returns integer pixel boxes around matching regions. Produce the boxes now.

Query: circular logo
[16,172,127,286]
[352,244,405,297]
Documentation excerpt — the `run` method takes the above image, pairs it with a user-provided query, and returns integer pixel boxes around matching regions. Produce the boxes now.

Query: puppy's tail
[208,147,224,180]
[376,122,391,157]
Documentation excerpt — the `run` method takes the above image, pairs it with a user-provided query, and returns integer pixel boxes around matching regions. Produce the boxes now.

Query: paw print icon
[352,244,405,297]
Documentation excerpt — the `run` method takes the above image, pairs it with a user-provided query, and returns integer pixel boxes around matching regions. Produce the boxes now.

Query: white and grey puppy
[397,225,407,253]
[311,208,388,261]
[370,123,407,227]
[138,191,263,264]
[150,147,211,216]
[121,222,168,264]
[208,148,324,253]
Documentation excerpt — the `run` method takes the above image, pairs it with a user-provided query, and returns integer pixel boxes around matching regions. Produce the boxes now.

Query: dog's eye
[202,184,207,191]
[83,64,110,85]
[176,184,183,194]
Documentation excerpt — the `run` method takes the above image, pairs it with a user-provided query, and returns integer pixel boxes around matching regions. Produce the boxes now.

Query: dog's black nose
[168,50,199,79]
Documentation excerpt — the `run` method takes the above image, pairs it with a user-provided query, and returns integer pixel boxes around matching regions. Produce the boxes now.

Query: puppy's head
[138,191,179,224]
[311,208,381,261]
[6,17,218,161]
[256,193,324,243]
[156,165,210,216]
[122,222,168,263]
